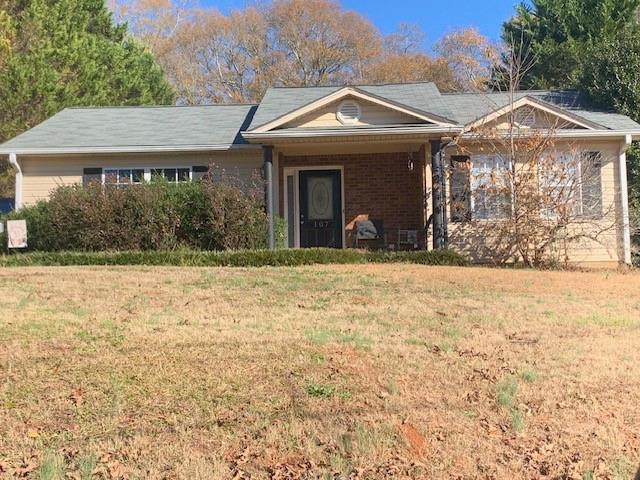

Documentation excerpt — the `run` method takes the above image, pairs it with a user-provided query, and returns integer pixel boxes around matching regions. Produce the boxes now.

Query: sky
[198,0,523,50]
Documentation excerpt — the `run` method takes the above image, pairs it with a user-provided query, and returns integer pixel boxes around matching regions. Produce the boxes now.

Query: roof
[248,82,456,130]
[1,82,639,154]
[0,104,258,153]
[249,82,640,133]
[441,90,640,130]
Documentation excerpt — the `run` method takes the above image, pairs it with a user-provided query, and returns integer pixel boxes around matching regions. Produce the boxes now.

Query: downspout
[8,153,22,210]
[619,135,633,266]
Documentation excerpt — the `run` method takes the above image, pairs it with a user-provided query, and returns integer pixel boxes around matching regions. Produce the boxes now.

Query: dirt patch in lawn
[0,265,639,479]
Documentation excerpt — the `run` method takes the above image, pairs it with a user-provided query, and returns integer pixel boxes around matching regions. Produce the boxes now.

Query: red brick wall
[279,149,426,248]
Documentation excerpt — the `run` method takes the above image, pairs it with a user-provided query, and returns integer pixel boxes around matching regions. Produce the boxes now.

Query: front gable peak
[249,86,458,133]
[465,96,603,132]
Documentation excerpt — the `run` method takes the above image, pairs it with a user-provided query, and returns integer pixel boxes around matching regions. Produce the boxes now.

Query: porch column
[430,140,446,249]
[263,145,275,250]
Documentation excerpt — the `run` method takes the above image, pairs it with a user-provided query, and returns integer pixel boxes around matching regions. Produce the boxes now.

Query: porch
[264,141,449,250]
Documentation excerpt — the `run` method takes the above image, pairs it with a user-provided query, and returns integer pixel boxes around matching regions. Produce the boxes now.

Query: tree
[434,27,496,92]
[448,50,617,267]
[116,0,493,103]
[0,0,174,196]
[501,0,640,89]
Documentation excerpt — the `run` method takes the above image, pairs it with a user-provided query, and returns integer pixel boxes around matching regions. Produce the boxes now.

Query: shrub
[1,179,267,252]
[0,248,468,268]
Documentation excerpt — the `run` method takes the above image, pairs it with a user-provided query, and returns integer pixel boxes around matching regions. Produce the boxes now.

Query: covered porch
[261,138,450,250]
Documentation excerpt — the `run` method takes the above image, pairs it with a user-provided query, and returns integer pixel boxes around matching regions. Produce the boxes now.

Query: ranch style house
[1,82,638,265]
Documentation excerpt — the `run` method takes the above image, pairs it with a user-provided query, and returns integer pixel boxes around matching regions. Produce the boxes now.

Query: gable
[491,105,588,130]
[249,86,457,133]
[280,96,431,129]
[465,97,601,132]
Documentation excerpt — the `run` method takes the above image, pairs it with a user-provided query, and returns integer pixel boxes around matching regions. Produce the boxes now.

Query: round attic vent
[337,100,362,125]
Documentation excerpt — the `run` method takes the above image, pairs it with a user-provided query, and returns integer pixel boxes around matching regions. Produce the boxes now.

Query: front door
[299,170,343,248]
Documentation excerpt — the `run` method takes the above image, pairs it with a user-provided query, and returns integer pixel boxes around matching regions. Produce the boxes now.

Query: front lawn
[0,265,639,479]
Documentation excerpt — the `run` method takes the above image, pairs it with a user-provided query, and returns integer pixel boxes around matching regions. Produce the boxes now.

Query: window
[470,154,511,220]
[539,151,602,218]
[151,168,191,183]
[104,168,144,188]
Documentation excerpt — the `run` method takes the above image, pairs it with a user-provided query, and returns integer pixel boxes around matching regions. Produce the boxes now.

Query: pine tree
[0,0,175,195]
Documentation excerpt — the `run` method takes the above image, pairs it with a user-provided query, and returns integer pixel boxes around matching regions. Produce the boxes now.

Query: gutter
[0,143,261,156]
[460,130,640,141]
[243,126,464,142]
[8,153,21,210]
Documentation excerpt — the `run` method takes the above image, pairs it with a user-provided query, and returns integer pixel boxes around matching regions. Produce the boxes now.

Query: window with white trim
[470,154,511,219]
[104,168,145,188]
[538,151,602,218]
[151,167,191,183]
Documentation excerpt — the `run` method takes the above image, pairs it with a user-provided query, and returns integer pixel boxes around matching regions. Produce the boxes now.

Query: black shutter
[450,155,471,222]
[82,167,102,187]
[581,152,602,218]
[192,165,209,180]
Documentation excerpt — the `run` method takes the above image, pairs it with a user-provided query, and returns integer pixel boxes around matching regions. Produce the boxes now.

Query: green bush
[0,248,468,268]
[1,179,267,252]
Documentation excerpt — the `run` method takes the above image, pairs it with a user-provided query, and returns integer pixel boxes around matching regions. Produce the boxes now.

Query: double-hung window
[539,151,602,218]
[470,154,511,220]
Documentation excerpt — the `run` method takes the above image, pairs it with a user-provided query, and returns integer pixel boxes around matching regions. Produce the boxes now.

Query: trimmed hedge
[0,179,267,252]
[0,248,468,268]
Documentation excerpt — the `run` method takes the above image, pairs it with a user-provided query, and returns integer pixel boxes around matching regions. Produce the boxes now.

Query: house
[0,82,638,265]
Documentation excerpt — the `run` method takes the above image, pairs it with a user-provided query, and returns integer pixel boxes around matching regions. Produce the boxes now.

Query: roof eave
[0,144,261,156]
[459,129,640,140]
[243,125,464,142]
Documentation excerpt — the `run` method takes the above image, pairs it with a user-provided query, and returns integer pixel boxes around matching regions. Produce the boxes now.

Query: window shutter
[581,152,602,218]
[450,156,471,222]
[82,167,102,187]
[192,165,209,180]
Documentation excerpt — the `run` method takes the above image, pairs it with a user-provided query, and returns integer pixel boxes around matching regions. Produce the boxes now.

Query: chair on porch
[353,219,385,249]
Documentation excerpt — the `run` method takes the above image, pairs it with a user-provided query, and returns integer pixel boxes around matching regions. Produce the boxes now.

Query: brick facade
[279,148,426,248]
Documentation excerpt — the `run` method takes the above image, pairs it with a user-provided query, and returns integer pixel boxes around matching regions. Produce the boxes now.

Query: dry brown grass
[1,265,639,479]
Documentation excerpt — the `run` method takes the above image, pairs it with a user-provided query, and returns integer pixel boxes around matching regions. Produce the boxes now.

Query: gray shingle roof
[250,83,640,132]
[248,82,456,130]
[442,90,640,130]
[2,83,639,154]
[0,104,258,152]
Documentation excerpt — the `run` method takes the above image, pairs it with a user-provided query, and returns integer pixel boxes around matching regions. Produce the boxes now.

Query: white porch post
[619,135,632,265]
[8,153,22,210]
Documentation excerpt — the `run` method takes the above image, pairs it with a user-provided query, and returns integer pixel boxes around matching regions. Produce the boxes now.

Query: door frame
[283,165,345,249]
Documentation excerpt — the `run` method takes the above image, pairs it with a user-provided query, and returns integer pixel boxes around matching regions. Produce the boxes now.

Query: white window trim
[101,166,196,185]
[469,154,512,220]
[538,151,587,218]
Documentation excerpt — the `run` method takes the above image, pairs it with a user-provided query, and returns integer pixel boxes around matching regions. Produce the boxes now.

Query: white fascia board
[460,130,640,141]
[465,96,603,131]
[243,126,464,142]
[0,144,261,155]
[250,87,459,133]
